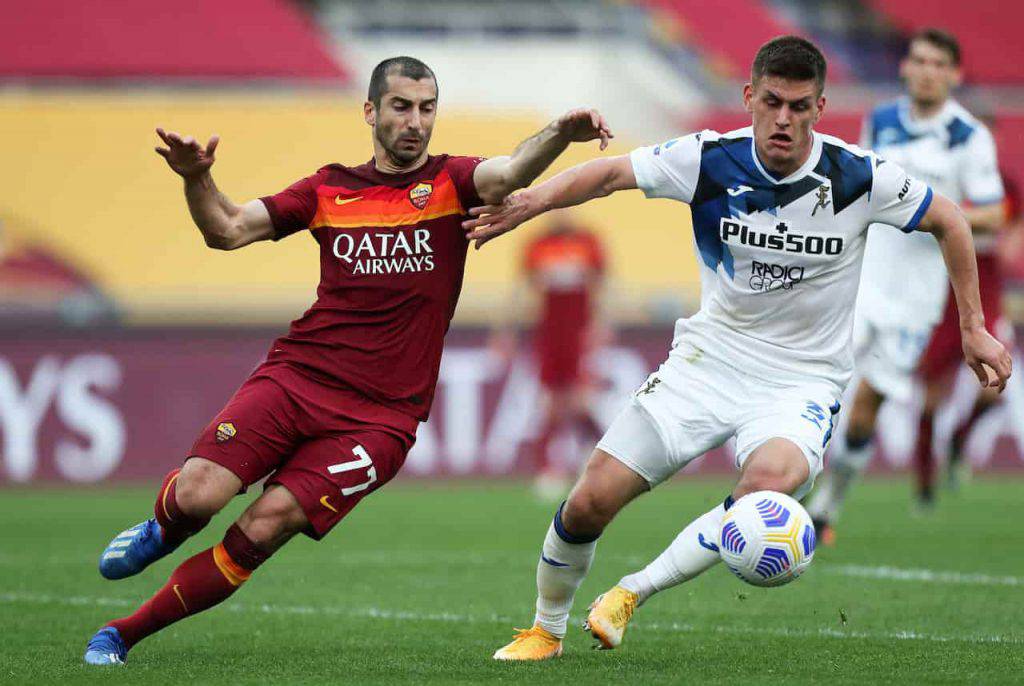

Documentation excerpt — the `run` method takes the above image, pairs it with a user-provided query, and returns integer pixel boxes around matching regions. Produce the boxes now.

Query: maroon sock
[108,524,269,648]
[914,413,936,502]
[154,468,210,546]
[951,399,996,459]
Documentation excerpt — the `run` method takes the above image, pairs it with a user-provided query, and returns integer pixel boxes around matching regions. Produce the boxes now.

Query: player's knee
[174,458,238,519]
[736,458,806,497]
[562,488,616,537]
[236,488,308,552]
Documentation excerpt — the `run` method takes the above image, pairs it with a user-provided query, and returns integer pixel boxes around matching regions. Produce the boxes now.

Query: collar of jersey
[897,96,958,135]
[749,131,823,186]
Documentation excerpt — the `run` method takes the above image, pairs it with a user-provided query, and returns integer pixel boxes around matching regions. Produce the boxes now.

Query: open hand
[463,192,540,249]
[154,128,219,178]
[962,326,1012,392]
[555,108,613,150]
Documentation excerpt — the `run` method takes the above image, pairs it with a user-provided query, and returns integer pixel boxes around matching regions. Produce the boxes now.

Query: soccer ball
[718,490,815,587]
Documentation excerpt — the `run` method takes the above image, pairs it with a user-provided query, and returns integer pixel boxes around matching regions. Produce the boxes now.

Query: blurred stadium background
[3,0,1024,487]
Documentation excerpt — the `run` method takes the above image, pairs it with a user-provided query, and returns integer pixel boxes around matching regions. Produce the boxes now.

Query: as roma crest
[216,422,236,443]
[409,182,433,210]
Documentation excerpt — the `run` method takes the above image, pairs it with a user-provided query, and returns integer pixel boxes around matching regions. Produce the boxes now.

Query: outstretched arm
[464,155,637,248]
[472,108,614,205]
[918,193,1012,390]
[154,128,274,250]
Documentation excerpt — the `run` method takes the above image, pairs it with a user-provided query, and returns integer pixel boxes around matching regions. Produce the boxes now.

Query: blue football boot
[98,518,178,580]
[84,626,127,665]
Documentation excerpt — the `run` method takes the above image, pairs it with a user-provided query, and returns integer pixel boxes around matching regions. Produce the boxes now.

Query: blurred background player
[916,166,1021,493]
[494,209,608,498]
[807,29,1006,540]
[82,56,612,665]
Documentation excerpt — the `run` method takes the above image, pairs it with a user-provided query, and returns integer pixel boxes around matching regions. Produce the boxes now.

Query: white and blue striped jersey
[858,98,1003,329]
[631,127,932,393]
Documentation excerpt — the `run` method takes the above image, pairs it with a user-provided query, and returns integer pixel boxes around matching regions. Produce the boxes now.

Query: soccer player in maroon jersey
[83,56,613,665]
[915,170,1021,496]
[521,212,607,496]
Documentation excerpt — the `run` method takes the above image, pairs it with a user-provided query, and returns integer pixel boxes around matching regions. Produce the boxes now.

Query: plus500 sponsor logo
[720,219,844,256]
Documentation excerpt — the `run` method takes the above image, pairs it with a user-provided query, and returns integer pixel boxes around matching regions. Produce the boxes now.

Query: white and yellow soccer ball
[718,491,815,587]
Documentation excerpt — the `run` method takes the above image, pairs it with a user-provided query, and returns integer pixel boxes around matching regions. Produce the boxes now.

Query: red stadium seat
[0,0,349,83]
[867,0,1024,84]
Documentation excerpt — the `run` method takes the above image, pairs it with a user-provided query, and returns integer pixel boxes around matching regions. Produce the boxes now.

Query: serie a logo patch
[409,182,433,209]
[216,422,237,443]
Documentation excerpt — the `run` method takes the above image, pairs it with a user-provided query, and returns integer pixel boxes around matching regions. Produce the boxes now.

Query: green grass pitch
[1,477,1021,685]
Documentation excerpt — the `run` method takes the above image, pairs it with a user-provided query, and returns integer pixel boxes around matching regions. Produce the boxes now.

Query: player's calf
[234,484,310,553]
[560,451,648,537]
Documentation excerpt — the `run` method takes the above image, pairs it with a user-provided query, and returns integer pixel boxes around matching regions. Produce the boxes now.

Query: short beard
[912,91,946,111]
[375,125,425,168]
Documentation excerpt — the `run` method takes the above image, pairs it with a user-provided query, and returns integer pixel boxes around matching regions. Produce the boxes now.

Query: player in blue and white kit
[807,29,1007,537]
[465,37,1010,660]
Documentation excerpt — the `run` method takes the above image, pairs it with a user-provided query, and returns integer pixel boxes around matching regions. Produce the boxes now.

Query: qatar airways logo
[332,228,435,275]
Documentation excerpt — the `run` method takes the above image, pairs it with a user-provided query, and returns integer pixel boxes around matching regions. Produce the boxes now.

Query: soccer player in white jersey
[807,29,1007,539]
[462,35,1011,660]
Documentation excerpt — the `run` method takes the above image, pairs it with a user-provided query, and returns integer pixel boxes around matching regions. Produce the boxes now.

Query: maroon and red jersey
[258,154,484,430]
[523,228,606,387]
[524,228,605,341]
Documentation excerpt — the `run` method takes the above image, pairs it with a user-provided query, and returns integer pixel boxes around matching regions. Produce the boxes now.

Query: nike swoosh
[172,584,189,612]
[541,555,570,568]
[698,532,720,553]
[320,495,339,513]
[726,185,754,197]
[335,195,362,206]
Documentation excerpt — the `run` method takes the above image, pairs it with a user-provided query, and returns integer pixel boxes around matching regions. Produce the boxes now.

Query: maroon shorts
[537,332,587,389]
[919,254,1013,381]
[190,362,415,540]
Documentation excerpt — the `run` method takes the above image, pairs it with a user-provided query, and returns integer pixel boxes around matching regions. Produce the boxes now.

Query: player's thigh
[601,352,735,488]
[267,429,410,541]
[735,385,840,499]
[189,374,302,488]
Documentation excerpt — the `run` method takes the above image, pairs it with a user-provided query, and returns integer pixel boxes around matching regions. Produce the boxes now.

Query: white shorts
[852,311,933,404]
[597,345,840,499]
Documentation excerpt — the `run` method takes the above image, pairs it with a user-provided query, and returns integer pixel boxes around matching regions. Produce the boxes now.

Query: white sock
[807,436,872,521]
[619,502,727,604]
[533,510,598,638]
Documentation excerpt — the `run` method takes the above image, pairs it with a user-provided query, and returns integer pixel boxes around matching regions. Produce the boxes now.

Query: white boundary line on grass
[1,590,1019,646]
[824,564,1023,587]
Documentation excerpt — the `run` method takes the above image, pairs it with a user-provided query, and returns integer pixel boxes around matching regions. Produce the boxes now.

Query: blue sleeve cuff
[903,186,934,232]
